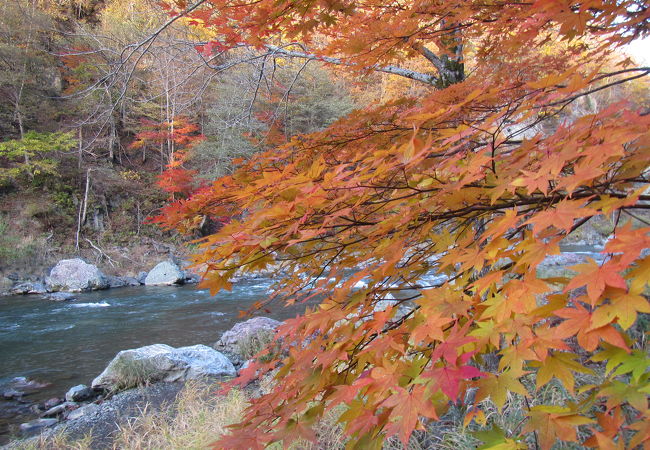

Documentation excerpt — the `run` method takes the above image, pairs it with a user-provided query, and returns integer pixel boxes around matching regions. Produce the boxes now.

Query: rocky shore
[2,317,280,448]
[1,258,201,300]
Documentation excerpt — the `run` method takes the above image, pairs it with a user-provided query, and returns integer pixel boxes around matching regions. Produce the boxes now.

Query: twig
[85,238,117,267]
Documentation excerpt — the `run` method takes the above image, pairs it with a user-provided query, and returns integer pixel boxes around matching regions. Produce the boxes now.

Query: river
[0,279,306,404]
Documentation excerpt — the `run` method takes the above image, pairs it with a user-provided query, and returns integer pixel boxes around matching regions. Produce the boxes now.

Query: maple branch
[264,44,441,85]
[410,42,460,83]
[194,41,440,85]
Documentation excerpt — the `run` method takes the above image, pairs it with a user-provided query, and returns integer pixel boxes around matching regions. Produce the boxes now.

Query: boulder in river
[2,389,23,400]
[8,377,50,395]
[10,281,48,295]
[136,271,148,284]
[65,384,94,402]
[46,258,109,292]
[213,317,281,367]
[43,397,63,409]
[144,261,185,286]
[44,292,76,302]
[91,344,236,391]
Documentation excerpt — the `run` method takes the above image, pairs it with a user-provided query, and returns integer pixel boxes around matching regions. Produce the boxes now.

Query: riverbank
[2,313,286,449]
[0,281,313,444]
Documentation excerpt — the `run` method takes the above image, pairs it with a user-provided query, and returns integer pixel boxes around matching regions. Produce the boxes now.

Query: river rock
[42,401,76,417]
[106,275,127,288]
[43,397,63,409]
[46,258,109,292]
[121,276,140,286]
[144,261,185,286]
[66,403,99,421]
[136,271,148,284]
[10,377,49,394]
[1,276,13,292]
[213,317,281,366]
[185,272,200,283]
[19,418,58,433]
[44,292,76,302]
[65,384,94,402]
[3,389,23,400]
[10,281,48,295]
[91,344,236,391]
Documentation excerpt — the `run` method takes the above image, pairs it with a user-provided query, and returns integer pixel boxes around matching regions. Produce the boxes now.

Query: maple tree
[155,0,650,448]
[130,117,205,197]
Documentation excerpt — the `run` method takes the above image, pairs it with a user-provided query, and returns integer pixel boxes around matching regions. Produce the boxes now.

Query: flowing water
[0,279,306,403]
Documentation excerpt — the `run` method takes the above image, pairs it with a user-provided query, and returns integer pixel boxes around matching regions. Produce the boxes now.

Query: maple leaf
[592,289,650,330]
[604,224,650,266]
[563,258,627,304]
[382,385,438,445]
[473,425,527,450]
[528,200,595,235]
[523,405,594,450]
[554,303,628,352]
[532,351,593,394]
[475,369,528,410]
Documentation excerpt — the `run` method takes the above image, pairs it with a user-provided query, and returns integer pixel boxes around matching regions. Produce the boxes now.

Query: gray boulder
[136,271,148,284]
[144,261,185,286]
[42,401,76,417]
[20,418,58,433]
[121,276,141,286]
[213,317,281,366]
[46,259,108,292]
[65,384,94,402]
[3,389,23,400]
[91,344,236,391]
[10,281,48,295]
[44,292,76,302]
[106,275,127,289]
[43,397,62,409]
[1,276,13,292]
[66,403,99,421]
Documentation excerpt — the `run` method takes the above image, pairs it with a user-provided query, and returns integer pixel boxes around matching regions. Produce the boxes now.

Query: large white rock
[91,344,236,390]
[46,258,108,292]
[144,261,185,286]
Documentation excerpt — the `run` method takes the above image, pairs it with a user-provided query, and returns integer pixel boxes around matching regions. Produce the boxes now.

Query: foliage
[0,0,60,138]
[155,0,650,448]
[0,131,76,186]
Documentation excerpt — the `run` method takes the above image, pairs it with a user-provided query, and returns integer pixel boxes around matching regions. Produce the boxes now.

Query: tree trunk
[75,168,92,251]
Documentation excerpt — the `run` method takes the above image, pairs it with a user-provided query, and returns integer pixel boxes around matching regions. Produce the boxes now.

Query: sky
[624,37,649,65]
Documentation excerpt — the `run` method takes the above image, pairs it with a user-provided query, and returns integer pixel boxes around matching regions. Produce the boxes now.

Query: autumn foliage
[156,0,650,448]
[130,117,204,196]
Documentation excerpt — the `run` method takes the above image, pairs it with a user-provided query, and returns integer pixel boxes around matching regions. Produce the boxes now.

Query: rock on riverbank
[91,344,236,391]
[45,259,109,293]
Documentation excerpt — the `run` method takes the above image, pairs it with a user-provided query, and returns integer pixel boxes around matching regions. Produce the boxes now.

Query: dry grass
[111,381,248,450]
[8,368,603,450]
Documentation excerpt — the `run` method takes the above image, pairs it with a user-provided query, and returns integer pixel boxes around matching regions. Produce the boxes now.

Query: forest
[0,0,362,279]
[1,0,650,448]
